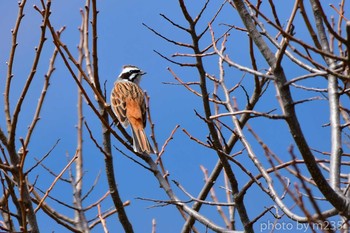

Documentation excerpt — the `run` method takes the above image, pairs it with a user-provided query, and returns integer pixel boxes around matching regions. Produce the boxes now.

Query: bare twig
[35,152,78,213]
[24,35,60,147]
[173,179,236,207]
[97,204,109,233]
[210,109,284,120]
[25,139,60,175]
[199,167,232,229]
[230,0,350,215]
[152,218,156,233]
[156,125,180,162]
[5,0,27,132]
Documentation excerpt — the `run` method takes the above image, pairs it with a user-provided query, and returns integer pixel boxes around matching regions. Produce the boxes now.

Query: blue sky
[0,1,344,232]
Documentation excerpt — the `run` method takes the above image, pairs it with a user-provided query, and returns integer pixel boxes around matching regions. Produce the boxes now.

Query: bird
[110,65,154,154]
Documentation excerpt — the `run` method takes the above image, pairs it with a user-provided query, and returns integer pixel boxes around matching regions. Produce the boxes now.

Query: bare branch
[230,0,350,216]
[173,179,235,207]
[10,1,50,151]
[156,125,180,163]
[25,139,60,175]
[97,204,109,233]
[35,153,78,213]
[5,0,27,132]
[143,23,194,48]
[210,109,284,120]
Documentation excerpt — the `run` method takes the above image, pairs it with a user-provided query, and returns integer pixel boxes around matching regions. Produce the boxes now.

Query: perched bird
[110,65,154,154]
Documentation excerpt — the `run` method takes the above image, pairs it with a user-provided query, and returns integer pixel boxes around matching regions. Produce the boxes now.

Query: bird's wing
[111,82,129,127]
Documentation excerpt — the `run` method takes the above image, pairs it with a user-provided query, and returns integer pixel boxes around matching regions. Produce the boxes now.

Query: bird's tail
[131,126,155,154]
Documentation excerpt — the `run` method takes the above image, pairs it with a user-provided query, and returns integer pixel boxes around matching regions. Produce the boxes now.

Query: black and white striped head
[117,65,146,85]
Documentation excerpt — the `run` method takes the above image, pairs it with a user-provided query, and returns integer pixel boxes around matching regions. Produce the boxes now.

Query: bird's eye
[128,70,140,75]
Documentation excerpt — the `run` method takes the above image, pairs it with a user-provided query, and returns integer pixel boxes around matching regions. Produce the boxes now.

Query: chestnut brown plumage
[110,65,154,154]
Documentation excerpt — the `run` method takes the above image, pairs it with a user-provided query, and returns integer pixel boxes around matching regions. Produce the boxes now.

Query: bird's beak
[141,71,147,76]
